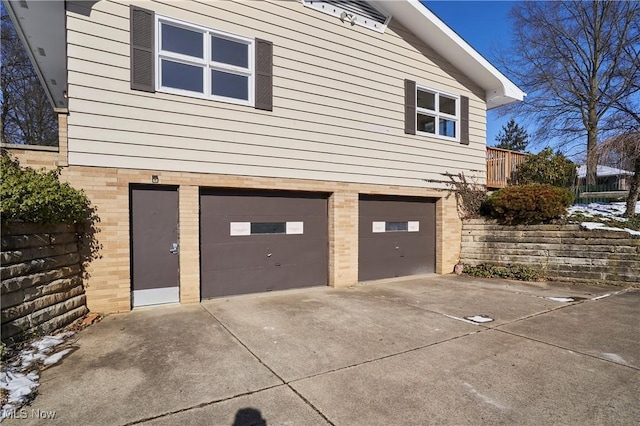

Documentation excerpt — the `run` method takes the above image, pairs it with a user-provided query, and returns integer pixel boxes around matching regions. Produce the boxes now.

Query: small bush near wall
[462,263,543,281]
[487,184,574,225]
[1,152,89,224]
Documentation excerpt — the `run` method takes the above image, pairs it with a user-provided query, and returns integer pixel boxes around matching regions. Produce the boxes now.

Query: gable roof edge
[379,0,525,110]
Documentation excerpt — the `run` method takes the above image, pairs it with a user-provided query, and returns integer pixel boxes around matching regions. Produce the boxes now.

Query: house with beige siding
[4,0,524,313]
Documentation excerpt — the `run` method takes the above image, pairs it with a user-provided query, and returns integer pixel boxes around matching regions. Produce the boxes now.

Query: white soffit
[377,0,525,109]
[3,0,67,109]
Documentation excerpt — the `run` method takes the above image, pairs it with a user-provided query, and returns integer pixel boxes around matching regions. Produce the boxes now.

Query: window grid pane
[439,95,456,115]
[211,70,249,100]
[211,36,249,68]
[251,222,286,234]
[417,113,436,134]
[439,119,456,138]
[161,60,204,93]
[417,90,435,110]
[161,23,203,58]
[385,222,408,232]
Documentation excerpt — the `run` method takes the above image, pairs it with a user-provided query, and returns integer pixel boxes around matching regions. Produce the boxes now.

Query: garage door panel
[200,190,328,299]
[359,195,436,281]
[201,239,328,271]
[201,263,328,298]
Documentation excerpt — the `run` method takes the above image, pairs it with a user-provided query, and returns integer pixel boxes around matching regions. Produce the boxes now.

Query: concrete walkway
[6,275,639,425]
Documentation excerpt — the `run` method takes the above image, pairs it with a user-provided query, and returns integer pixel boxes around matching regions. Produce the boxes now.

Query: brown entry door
[359,195,436,281]
[131,186,179,307]
[200,189,328,299]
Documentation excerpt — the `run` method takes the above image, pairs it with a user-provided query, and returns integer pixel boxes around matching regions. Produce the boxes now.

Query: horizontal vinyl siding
[65,0,487,188]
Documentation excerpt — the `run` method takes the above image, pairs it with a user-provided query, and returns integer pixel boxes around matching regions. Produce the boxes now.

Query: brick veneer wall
[58,166,462,313]
[460,219,640,286]
[1,223,88,343]
[3,114,463,314]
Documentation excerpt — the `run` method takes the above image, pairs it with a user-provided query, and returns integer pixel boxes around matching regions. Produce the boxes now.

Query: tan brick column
[179,185,200,303]
[328,191,359,287]
[436,195,462,274]
[56,111,69,166]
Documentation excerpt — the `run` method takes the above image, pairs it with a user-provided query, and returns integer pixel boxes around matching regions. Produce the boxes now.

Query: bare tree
[599,133,640,217]
[1,4,58,146]
[497,1,640,186]
[601,12,640,217]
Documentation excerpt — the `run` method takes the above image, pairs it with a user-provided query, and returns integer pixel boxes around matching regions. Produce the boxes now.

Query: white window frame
[155,15,254,107]
[415,85,459,142]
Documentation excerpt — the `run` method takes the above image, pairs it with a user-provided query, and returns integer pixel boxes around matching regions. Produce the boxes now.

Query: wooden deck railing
[486,147,529,189]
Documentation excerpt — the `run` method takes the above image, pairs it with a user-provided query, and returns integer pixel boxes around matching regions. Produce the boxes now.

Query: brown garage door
[200,189,328,299]
[359,195,436,281]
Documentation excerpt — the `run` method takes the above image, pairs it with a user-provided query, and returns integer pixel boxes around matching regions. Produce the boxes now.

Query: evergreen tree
[494,119,529,152]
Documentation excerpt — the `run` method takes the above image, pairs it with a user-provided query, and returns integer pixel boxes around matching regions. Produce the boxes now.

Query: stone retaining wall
[1,223,88,343]
[460,219,640,286]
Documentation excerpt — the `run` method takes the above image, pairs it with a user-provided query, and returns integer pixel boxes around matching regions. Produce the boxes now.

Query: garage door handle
[169,243,179,254]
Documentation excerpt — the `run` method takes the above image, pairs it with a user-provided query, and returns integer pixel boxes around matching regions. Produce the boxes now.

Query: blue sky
[421,1,518,146]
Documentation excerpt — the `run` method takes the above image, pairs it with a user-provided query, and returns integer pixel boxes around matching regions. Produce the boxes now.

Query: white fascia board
[3,0,67,109]
[377,0,525,109]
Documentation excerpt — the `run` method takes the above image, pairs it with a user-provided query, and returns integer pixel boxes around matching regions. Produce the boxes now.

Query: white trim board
[133,287,179,307]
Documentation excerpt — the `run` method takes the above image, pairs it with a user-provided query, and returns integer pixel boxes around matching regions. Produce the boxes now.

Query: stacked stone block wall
[460,220,640,286]
[1,223,88,343]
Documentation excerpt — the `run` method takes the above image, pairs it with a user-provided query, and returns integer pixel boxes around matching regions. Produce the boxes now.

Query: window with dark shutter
[404,79,416,135]
[408,81,466,143]
[255,39,273,111]
[460,96,470,145]
[130,6,155,93]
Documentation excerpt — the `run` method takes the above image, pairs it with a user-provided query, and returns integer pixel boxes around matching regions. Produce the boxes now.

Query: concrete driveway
[6,275,639,425]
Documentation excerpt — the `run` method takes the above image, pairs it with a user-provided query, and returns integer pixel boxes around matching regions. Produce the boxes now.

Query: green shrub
[514,147,576,187]
[1,153,90,224]
[487,184,574,225]
[463,263,542,281]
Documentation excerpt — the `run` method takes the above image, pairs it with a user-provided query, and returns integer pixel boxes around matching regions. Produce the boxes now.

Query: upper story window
[404,79,469,145]
[416,86,459,140]
[156,17,254,106]
[130,7,272,110]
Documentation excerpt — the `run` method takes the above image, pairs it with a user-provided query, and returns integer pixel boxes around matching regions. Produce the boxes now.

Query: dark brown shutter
[130,6,155,93]
[255,39,273,111]
[460,96,469,145]
[404,79,416,135]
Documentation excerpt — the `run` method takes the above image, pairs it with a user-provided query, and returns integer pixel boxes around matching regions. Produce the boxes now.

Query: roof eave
[378,0,525,109]
[3,0,67,110]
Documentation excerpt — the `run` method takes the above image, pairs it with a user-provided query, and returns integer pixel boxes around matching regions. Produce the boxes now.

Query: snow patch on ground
[548,297,575,302]
[568,201,640,236]
[591,294,611,301]
[581,222,640,236]
[43,349,73,367]
[1,333,75,420]
[568,201,640,218]
[464,315,494,323]
[601,353,628,365]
